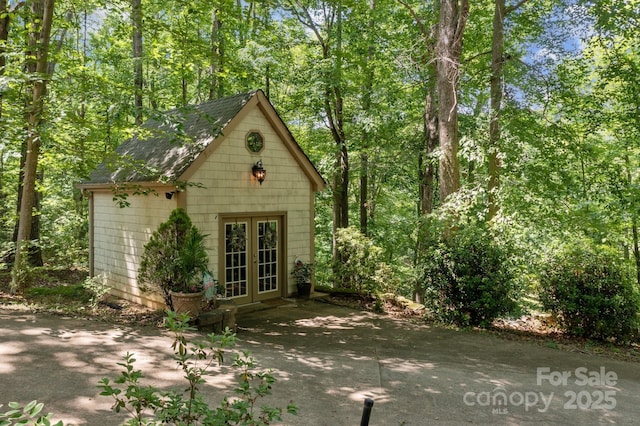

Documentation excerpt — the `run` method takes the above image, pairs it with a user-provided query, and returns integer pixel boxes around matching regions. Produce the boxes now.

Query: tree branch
[397,0,429,39]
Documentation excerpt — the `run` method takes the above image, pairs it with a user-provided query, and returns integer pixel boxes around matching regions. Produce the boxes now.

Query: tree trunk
[11,0,55,292]
[632,216,640,288]
[209,5,224,100]
[1,0,13,246]
[285,0,349,283]
[359,0,375,236]
[132,0,143,125]
[421,83,439,215]
[0,0,9,121]
[436,0,468,203]
[11,151,44,266]
[487,0,505,220]
[331,0,349,285]
[398,0,440,303]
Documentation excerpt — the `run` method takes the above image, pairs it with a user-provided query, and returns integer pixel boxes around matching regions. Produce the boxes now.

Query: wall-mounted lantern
[252,160,266,185]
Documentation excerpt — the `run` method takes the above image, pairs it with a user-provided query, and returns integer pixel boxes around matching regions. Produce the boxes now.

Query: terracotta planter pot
[170,290,205,319]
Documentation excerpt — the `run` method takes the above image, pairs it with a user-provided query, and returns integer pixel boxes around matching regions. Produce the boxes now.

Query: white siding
[92,190,175,309]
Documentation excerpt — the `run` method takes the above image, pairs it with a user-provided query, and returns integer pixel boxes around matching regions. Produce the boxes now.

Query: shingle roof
[85,91,256,184]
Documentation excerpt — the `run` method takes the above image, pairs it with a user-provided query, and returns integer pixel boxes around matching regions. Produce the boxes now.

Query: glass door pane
[224,222,248,298]
[257,220,278,294]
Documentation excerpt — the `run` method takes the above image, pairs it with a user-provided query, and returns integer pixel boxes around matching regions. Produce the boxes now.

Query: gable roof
[84,92,256,185]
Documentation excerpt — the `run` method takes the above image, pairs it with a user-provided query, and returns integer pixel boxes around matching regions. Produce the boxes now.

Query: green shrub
[421,222,519,327]
[538,243,639,342]
[333,227,397,295]
[138,208,209,309]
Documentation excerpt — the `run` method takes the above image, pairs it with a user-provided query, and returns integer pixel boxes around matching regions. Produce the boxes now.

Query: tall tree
[359,0,375,235]
[11,0,55,291]
[285,0,349,274]
[487,0,506,220]
[0,0,15,121]
[487,0,529,220]
[399,0,439,215]
[398,0,440,302]
[436,0,468,203]
[209,4,224,99]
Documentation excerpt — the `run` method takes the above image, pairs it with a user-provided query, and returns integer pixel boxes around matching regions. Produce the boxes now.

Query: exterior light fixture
[252,160,266,185]
[165,191,175,200]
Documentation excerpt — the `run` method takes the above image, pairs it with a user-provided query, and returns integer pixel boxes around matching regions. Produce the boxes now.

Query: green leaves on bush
[420,222,519,327]
[333,227,397,295]
[82,274,111,308]
[538,243,640,342]
[0,400,62,426]
[138,208,209,308]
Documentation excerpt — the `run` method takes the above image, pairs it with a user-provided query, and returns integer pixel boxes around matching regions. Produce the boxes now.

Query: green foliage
[0,400,63,426]
[138,209,209,308]
[333,227,397,295]
[290,258,313,284]
[82,274,111,308]
[26,284,86,299]
[538,242,640,342]
[98,310,296,425]
[420,220,519,327]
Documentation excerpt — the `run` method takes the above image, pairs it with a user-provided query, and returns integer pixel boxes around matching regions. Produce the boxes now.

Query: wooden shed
[78,90,325,309]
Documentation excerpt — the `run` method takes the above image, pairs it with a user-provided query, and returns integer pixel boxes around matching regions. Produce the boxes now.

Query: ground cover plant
[0,267,165,326]
[0,400,62,426]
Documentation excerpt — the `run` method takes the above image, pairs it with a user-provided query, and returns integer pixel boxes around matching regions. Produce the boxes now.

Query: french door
[222,216,282,304]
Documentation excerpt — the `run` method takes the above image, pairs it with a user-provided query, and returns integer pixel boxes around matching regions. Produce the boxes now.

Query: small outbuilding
[78,90,325,309]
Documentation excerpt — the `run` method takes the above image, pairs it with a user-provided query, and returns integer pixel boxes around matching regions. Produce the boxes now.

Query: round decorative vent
[246,131,264,153]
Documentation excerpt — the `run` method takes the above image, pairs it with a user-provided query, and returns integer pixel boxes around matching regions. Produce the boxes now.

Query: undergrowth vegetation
[539,242,640,343]
[419,221,520,327]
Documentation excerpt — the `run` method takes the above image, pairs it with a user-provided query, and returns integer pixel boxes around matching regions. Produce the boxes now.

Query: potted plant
[291,258,313,299]
[138,208,209,318]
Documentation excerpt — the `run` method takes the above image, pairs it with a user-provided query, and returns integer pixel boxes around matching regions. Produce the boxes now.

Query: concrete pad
[1,302,640,425]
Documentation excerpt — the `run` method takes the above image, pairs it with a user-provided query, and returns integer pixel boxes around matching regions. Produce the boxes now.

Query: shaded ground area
[0,268,166,326]
[2,268,639,363]
[2,301,640,425]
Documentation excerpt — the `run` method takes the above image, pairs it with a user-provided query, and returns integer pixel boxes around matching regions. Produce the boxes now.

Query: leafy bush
[421,221,519,327]
[333,227,397,295]
[538,243,639,342]
[138,208,209,308]
[99,311,297,425]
